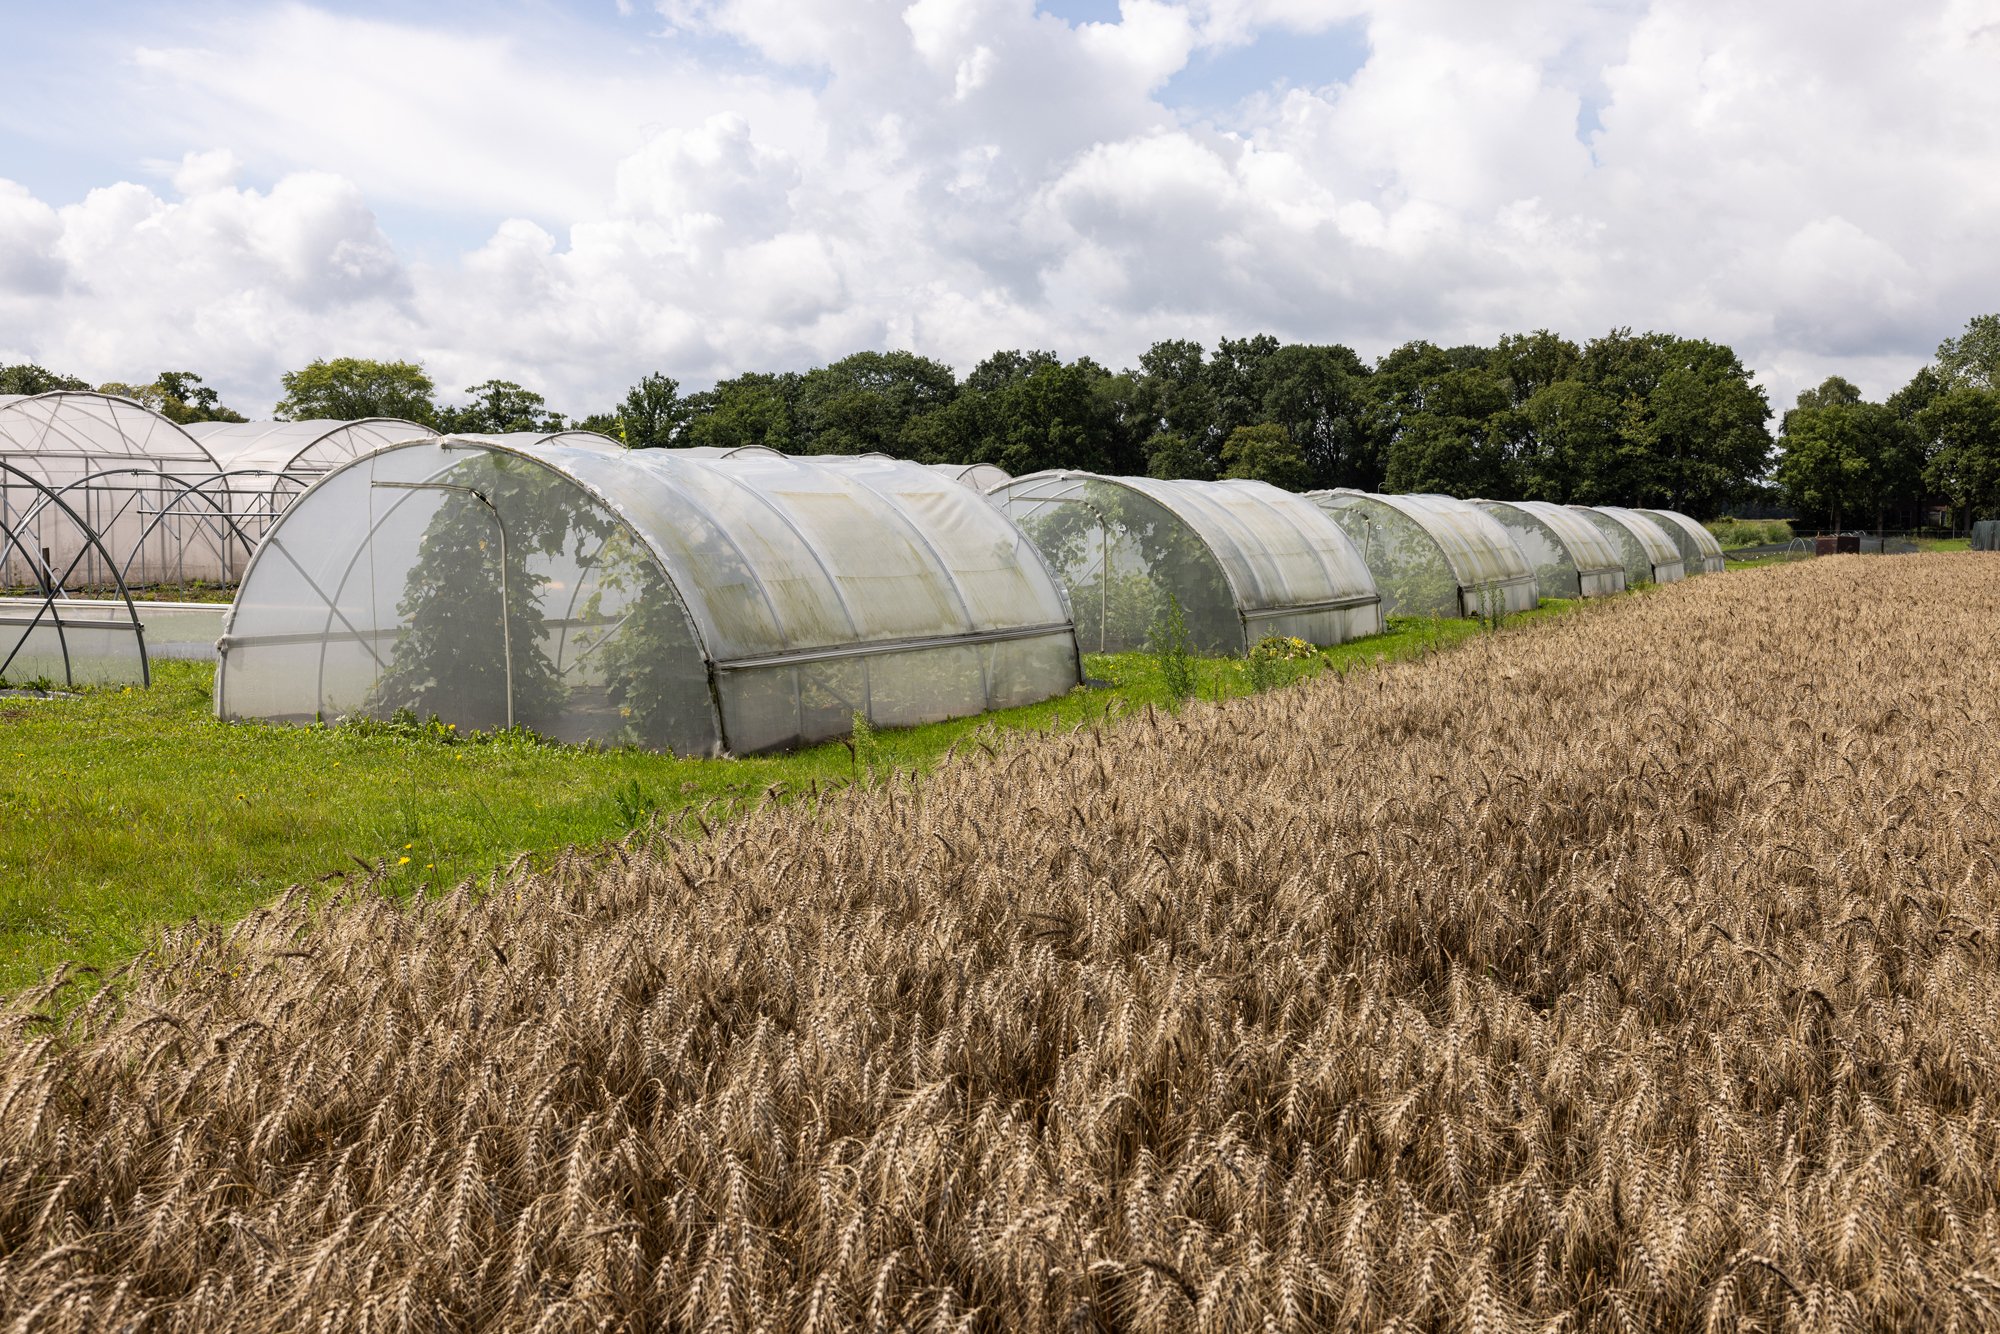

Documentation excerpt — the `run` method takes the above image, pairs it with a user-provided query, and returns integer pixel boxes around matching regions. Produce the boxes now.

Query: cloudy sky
[2,0,1996,417]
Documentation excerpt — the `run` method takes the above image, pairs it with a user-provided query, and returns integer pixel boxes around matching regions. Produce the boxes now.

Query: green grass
[1705,517,1793,550]
[0,602,1576,991]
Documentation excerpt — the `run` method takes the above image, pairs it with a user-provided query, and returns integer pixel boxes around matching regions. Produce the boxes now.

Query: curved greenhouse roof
[0,391,217,478]
[187,419,430,475]
[1636,508,1727,574]
[216,440,1081,755]
[0,393,233,591]
[1572,507,1686,585]
[451,430,623,453]
[929,462,1011,493]
[1475,500,1627,600]
[990,471,1381,655]
[666,445,785,458]
[1310,491,1538,619]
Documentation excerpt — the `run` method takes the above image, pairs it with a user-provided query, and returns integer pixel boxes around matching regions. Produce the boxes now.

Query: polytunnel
[929,462,1011,494]
[451,431,623,452]
[1309,491,1539,619]
[989,472,1382,655]
[187,419,431,476]
[1635,508,1727,574]
[0,391,233,590]
[1474,500,1627,599]
[215,439,1083,755]
[1572,506,1686,585]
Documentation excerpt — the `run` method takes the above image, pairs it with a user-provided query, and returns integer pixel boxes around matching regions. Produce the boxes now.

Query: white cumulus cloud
[0,0,1995,418]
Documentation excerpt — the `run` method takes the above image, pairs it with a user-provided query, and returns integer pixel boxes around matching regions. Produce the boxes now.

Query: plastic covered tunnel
[1636,508,1728,574]
[1310,491,1539,619]
[1573,506,1687,585]
[989,472,1382,655]
[1475,500,1628,600]
[217,441,1083,754]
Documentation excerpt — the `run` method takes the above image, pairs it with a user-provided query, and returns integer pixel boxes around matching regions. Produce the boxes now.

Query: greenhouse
[989,472,1381,655]
[452,430,621,452]
[1572,507,1686,585]
[1635,508,1728,574]
[1310,491,1539,619]
[1474,500,1627,599]
[929,462,1011,494]
[216,440,1082,755]
[187,418,431,477]
[0,390,240,590]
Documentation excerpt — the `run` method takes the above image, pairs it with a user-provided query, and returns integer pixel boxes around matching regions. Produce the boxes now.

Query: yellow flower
[397,856,411,865]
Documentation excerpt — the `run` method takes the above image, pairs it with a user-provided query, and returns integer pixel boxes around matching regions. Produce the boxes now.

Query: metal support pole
[371,481,514,731]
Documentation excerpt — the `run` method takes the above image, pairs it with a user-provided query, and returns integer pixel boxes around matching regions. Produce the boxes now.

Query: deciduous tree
[276,358,438,425]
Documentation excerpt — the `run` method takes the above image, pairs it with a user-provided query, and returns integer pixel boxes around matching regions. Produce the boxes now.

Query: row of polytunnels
[1,390,1728,753]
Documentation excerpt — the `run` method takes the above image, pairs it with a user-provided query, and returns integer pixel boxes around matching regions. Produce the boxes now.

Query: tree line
[7,315,1999,523]
[1776,315,2000,531]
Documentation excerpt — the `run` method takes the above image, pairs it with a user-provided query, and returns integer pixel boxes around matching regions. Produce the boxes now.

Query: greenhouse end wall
[217,441,1081,755]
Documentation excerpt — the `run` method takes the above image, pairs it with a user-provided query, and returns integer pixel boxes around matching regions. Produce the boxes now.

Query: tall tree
[1637,340,1772,515]
[1935,314,2000,390]
[1260,343,1374,490]
[96,371,246,424]
[1131,339,1219,479]
[1220,422,1311,491]
[1205,334,1282,445]
[1918,386,2000,528]
[0,364,89,395]
[793,350,959,457]
[1368,342,1512,497]
[276,358,439,425]
[1775,375,1927,532]
[1513,379,1621,504]
[153,371,247,424]
[953,352,1139,477]
[439,380,563,435]
[684,372,801,453]
[617,373,692,449]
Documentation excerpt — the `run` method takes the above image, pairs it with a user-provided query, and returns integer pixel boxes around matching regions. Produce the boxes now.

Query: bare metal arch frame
[10,467,284,590]
[0,460,149,688]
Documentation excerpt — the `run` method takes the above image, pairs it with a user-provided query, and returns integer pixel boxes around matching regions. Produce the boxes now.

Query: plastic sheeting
[452,431,623,453]
[1572,506,1686,584]
[929,462,1011,494]
[1636,509,1727,574]
[0,392,233,590]
[1974,519,2000,552]
[188,419,431,475]
[1311,492,1539,619]
[1475,500,1627,600]
[217,440,1082,755]
[991,472,1382,655]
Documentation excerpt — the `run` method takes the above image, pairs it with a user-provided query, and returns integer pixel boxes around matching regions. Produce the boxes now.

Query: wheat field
[4,555,1999,1332]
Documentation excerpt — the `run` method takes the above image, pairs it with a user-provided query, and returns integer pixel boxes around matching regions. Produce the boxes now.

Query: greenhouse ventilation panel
[989,472,1382,655]
[1572,506,1686,585]
[1309,491,1539,619]
[215,440,1082,755]
[1474,500,1627,599]
[1635,508,1727,574]
[0,391,231,590]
